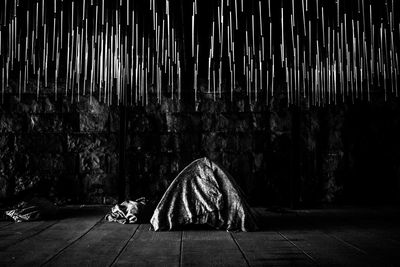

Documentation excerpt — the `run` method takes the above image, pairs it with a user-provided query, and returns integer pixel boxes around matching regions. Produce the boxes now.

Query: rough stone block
[201,132,228,152]
[224,134,239,152]
[160,98,182,113]
[0,151,16,173]
[43,97,56,113]
[82,173,117,204]
[170,155,181,174]
[165,113,202,133]
[109,107,120,132]
[28,114,64,132]
[143,153,159,173]
[221,152,235,171]
[14,174,55,197]
[0,174,9,199]
[79,151,106,173]
[252,152,264,171]
[16,134,64,153]
[61,98,73,113]
[159,134,180,152]
[234,99,246,112]
[64,153,78,174]
[0,134,12,152]
[237,133,253,152]
[253,131,268,152]
[199,99,227,113]
[270,111,292,139]
[14,153,31,172]
[180,133,201,152]
[62,113,80,132]
[251,113,267,130]
[232,113,251,132]
[79,113,109,132]
[126,133,148,152]
[8,95,43,114]
[201,113,213,132]
[67,133,118,153]
[37,154,58,172]
[205,151,223,164]
[77,97,110,132]
[128,113,153,132]
[105,153,119,174]
[158,155,169,178]
[214,114,230,131]
[0,114,25,132]
[165,113,180,132]
[235,152,252,187]
[124,153,137,174]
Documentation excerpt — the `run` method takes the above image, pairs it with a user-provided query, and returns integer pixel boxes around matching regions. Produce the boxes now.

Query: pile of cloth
[105,197,149,224]
[4,197,57,222]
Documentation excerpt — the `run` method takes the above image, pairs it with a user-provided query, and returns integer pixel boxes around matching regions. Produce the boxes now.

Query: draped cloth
[150,157,258,231]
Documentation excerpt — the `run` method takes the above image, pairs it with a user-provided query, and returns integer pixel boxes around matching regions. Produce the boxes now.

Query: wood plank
[357,226,400,242]
[325,227,400,266]
[44,221,139,266]
[182,230,248,267]
[279,230,378,266]
[296,208,400,265]
[325,214,400,242]
[113,224,181,267]
[0,221,13,229]
[0,220,58,250]
[0,213,103,266]
[233,231,315,267]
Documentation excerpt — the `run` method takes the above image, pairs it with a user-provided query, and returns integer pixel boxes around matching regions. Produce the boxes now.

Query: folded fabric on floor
[150,157,258,232]
[5,198,57,222]
[105,197,148,224]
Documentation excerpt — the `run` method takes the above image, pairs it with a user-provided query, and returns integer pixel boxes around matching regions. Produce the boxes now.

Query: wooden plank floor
[0,206,399,266]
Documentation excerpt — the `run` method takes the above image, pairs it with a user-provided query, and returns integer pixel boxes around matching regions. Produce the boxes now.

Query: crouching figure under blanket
[150,157,258,232]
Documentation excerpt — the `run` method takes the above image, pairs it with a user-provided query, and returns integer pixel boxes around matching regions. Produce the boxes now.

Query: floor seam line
[40,216,104,267]
[0,220,60,251]
[108,223,141,267]
[0,222,13,230]
[230,232,251,267]
[297,212,369,255]
[278,231,318,265]
[324,232,368,255]
[179,230,184,267]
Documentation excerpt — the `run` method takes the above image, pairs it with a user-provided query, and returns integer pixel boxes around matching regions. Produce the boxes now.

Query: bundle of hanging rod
[0,0,399,107]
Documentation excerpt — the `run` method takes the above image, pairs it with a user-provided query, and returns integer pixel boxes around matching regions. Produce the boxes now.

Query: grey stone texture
[1,83,400,206]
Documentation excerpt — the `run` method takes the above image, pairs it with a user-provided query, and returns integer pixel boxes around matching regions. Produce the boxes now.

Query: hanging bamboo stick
[192,2,195,58]
[322,7,325,47]
[302,0,306,35]
[1,66,4,104]
[37,67,40,99]
[281,7,284,67]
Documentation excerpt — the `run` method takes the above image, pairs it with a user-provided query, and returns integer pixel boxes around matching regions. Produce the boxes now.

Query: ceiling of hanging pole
[0,0,399,107]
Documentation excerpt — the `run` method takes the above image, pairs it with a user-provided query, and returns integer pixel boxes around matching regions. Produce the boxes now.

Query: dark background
[1,81,399,207]
[1,0,400,207]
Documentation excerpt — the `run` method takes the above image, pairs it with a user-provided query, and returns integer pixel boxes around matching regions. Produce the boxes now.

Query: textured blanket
[105,197,148,224]
[150,157,258,231]
[5,198,57,222]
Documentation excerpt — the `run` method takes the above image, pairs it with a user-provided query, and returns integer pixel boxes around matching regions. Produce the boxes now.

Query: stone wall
[0,91,119,205]
[1,81,400,206]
